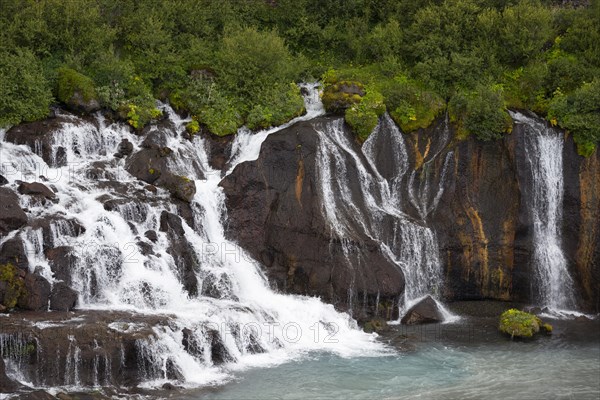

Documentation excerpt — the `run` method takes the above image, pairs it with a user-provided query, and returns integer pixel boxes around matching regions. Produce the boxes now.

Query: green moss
[57,67,97,103]
[344,89,386,142]
[0,263,26,310]
[186,119,200,135]
[321,80,365,113]
[363,318,388,333]
[499,309,545,339]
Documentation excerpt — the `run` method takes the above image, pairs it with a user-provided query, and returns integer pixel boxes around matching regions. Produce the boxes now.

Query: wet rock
[401,296,444,325]
[208,329,231,365]
[144,230,158,242]
[54,146,67,167]
[66,91,101,114]
[162,382,177,390]
[0,236,29,271]
[165,358,184,381]
[18,273,51,311]
[0,187,28,236]
[0,356,23,392]
[0,175,8,186]
[158,211,198,296]
[17,182,56,200]
[118,138,134,156]
[182,328,203,357]
[4,114,77,167]
[12,391,55,400]
[156,173,196,203]
[45,246,77,285]
[221,117,404,319]
[125,148,168,184]
[49,282,78,311]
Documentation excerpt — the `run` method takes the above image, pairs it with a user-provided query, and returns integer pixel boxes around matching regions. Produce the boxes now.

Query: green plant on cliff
[0,49,53,127]
[344,89,386,142]
[499,309,552,339]
[548,79,600,157]
[0,263,26,310]
[449,83,513,141]
[57,67,97,104]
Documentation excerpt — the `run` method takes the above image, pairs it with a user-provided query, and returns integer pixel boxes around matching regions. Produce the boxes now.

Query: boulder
[0,175,8,186]
[400,296,445,325]
[0,236,29,271]
[18,273,51,311]
[114,138,134,159]
[144,230,158,243]
[49,282,78,311]
[321,80,365,113]
[156,173,196,203]
[17,182,56,200]
[45,246,77,285]
[499,308,552,339]
[0,188,27,236]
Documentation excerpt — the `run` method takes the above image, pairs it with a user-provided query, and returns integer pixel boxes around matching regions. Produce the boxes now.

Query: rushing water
[0,84,388,389]
[511,111,576,314]
[315,115,453,318]
[182,315,600,400]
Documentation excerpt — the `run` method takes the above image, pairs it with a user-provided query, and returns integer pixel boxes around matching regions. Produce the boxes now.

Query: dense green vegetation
[0,0,598,153]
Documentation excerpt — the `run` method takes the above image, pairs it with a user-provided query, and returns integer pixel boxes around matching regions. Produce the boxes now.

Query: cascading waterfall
[0,83,387,389]
[511,111,576,312]
[315,114,453,319]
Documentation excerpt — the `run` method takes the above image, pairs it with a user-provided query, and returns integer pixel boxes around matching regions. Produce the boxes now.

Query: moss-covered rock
[499,309,552,339]
[322,80,365,113]
[344,90,386,142]
[0,263,26,311]
[57,68,100,113]
[363,318,388,333]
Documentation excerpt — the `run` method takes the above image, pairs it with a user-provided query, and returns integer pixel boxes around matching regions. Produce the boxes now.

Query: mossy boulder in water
[499,309,552,338]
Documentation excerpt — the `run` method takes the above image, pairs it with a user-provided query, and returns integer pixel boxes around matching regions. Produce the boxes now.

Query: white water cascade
[315,114,454,320]
[511,111,576,313]
[0,84,388,389]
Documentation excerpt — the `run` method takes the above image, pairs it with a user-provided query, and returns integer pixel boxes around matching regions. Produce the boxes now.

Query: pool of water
[181,316,600,400]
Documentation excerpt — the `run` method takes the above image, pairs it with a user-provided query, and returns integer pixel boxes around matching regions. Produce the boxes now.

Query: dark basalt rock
[18,182,56,200]
[45,246,78,285]
[118,138,134,156]
[144,230,158,242]
[400,296,444,325]
[49,282,78,311]
[0,187,28,236]
[0,356,24,393]
[158,211,198,296]
[4,114,77,167]
[221,117,405,320]
[18,273,51,311]
[0,174,8,186]
[0,236,30,271]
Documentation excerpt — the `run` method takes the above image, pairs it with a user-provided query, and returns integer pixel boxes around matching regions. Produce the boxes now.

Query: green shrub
[383,75,446,133]
[186,119,200,135]
[0,49,53,127]
[344,89,386,142]
[246,83,305,130]
[0,263,26,310]
[548,79,600,157]
[198,91,243,137]
[449,83,512,141]
[57,67,97,104]
[499,308,551,339]
[503,62,550,113]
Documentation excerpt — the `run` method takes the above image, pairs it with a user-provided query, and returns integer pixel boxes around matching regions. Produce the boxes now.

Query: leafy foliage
[0,49,53,127]
[0,0,598,150]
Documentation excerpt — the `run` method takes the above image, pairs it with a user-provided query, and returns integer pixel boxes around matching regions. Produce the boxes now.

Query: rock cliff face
[221,113,600,313]
[220,117,405,322]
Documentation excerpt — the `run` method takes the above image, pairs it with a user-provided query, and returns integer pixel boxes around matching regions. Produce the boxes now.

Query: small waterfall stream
[511,111,576,313]
[0,84,388,390]
[315,114,454,319]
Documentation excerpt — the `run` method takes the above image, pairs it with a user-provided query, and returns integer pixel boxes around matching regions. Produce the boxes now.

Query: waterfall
[0,83,387,389]
[511,111,576,313]
[314,114,454,320]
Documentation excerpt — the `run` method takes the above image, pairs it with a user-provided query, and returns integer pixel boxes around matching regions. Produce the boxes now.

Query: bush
[548,79,600,157]
[499,309,551,339]
[449,83,512,141]
[57,67,97,104]
[198,91,243,137]
[246,83,305,130]
[344,89,386,142]
[382,75,446,133]
[0,49,53,127]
